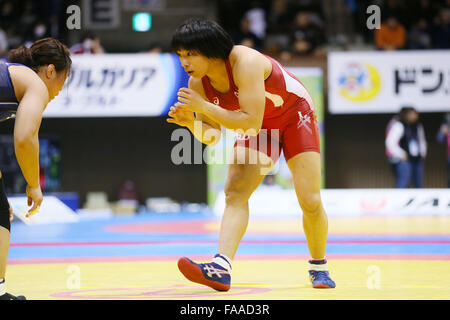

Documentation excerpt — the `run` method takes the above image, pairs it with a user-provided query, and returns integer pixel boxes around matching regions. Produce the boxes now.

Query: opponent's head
[8,38,72,101]
[171,19,234,78]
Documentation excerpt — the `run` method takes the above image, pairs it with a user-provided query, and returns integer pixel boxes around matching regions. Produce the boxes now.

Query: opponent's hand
[176,88,206,114]
[167,106,196,128]
[26,185,43,217]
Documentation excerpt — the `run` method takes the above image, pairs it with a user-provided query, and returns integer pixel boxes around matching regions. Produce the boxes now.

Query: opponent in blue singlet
[0,62,21,122]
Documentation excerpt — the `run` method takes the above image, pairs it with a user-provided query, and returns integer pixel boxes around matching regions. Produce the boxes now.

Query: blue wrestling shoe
[308,258,336,288]
[178,254,231,291]
[309,270,336,288]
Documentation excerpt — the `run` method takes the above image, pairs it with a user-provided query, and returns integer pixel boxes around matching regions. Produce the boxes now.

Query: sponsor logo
[297,111,312,134]
[338,62,381,102]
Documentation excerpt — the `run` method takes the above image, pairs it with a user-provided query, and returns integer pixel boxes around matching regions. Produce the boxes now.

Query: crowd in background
[372,0,450,50]
[219,0,450,60]
[1,0,450,56]
[0,0,65,55]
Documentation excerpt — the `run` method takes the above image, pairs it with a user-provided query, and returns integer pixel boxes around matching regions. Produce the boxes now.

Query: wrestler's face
[177,49,210,78]
[37,64,69,102]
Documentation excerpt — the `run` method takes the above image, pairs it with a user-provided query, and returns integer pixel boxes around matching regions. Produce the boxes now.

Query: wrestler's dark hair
[171,18,234,60]
[8,37,71,73]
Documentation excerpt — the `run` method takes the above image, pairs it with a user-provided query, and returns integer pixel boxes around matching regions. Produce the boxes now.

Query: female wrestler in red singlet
[167,19,335,290]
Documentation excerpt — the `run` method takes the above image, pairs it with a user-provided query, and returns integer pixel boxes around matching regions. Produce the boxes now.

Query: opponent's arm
[176,54,266,136]
[13,72,48,213]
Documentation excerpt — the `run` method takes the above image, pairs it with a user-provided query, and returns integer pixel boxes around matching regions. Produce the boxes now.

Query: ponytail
[8,38,71,73]
[8,45,35,68]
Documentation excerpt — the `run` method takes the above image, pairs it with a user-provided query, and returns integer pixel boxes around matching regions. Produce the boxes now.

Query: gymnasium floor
[6,211,450,300]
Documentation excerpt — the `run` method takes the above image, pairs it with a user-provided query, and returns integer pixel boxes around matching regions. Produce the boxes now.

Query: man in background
[437,113,450,187]
[385,107,427,188]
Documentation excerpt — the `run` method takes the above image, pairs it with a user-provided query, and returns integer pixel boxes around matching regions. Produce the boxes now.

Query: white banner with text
[328,50,450,114]
[45,53,188,118]
[213,188,450,217]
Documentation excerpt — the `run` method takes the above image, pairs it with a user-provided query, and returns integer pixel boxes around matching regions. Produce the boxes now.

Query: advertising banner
[45,53,188,117]
[212,188,450,217]
[328,50,450,114]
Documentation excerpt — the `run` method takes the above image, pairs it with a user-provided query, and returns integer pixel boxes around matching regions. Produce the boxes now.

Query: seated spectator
[0,28,8,55]
[23,21,50,46]
[431,8,450,49]
[0,1,17,31]
[232,17,262,50]
[267,0,292,33]
[70,32,105,55]
[244,1,267,42]
[411,0,440,26]
[408,18,432,49]
[0,0,65,52]
[4,26,21,50]
[284,12,325,57]
[20,1,38,41]
[375,16,406,50]
[381,0,405,18]
[147,42,163,54]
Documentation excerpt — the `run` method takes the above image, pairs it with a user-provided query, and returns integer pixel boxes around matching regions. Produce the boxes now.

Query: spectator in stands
[385,107,427,188]
[411,0,440,26]
[267,0,292,33]
[243,1,267,43]
[381,0,407,23]
[27,21,50,44]
[408,18,432,49]
[437,113,450,187]
[0,28,7,55]
[70,32,105,54]
[0,1,17,31]
[0,0,66,52]
[431,8,450,49]
[3,26,21,50]
[20,1,38,41]
[147,42,163,53]
[232,17,262,50]
[375,16,406,50]
[284,12,325,57]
